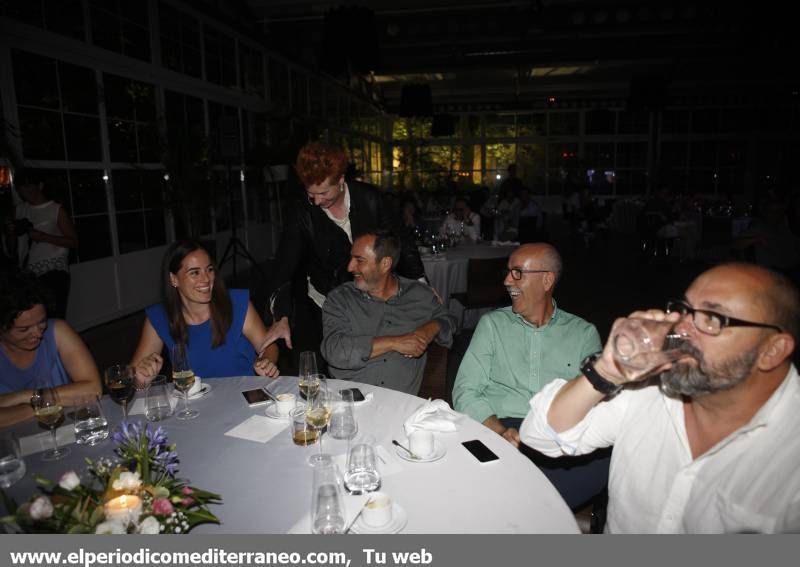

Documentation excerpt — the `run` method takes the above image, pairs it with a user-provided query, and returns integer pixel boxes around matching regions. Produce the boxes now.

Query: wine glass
[298,351,317,400]
[305,380,332,466]
[31,387,69,461]
[171,343,198,420]
[104,364,136,419]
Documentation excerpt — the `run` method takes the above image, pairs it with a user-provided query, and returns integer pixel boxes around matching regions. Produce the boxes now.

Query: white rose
[112,471,142,491]
[29,496,54,520]
[58,471,81,491]
[137,516,161,534]
[95,520,127,534]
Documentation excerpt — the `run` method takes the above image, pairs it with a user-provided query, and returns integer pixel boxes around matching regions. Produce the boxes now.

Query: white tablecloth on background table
[422,242,514,330]
[3,376,578,534]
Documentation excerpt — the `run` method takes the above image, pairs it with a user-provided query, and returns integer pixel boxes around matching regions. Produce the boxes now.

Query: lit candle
[104,494,142,524]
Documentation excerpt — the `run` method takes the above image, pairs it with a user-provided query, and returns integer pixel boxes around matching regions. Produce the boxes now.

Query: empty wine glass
[31,387,69,461]
[306,380,332,466]
[104,364,135,419]
[171,343,198,420]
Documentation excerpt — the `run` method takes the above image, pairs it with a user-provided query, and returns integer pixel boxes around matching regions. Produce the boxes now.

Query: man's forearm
[547,375,607,432]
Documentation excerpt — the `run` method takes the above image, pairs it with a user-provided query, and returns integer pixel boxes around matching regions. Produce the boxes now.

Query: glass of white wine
[298,351,318,400]
[171,343,198,421]
[31,387,69,461]
[306,380,332,466]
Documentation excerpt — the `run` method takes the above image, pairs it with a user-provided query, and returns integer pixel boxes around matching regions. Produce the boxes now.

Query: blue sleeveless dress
[0,320,70,393]
[145,289,256,378]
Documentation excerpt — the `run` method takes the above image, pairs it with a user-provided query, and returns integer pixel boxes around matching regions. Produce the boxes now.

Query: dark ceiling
[241,1,796,111]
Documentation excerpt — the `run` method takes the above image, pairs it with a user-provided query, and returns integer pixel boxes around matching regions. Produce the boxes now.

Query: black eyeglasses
[665,299,783,336]
[503,268,551,281]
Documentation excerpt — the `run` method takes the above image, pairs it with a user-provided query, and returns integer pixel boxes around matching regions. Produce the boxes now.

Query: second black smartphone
[339,387,366,402]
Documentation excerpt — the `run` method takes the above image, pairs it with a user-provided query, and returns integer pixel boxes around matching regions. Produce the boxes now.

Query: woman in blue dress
[0,271,101,427]
[131,240,280,385]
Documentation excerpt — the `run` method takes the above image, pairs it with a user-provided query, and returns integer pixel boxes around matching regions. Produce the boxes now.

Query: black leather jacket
[270,181,425,320]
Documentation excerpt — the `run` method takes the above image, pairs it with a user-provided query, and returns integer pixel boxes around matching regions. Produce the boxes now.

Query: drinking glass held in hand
[104,364,136,419]
[31,387,69,461]
[305,380,332,465]
[612,317,689,380]
[298,351,318,400]
[171,343,198,420]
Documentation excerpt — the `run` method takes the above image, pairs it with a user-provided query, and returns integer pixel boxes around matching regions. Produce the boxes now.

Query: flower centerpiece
[0,421,221,534]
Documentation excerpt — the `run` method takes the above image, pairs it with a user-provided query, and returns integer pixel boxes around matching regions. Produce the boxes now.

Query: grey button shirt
[321,276,456,395]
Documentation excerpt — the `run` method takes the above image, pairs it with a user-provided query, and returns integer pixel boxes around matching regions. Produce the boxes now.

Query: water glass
[145,375,173,422]
[328,390,357,440]
[613,318,689,380]
[73,396,109,446]
[344,441,381,495]
[0,432,26,489]
[310,461,346,534]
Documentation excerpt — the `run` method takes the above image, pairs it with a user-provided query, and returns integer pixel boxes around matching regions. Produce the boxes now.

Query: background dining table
[3,375,578,534]
[421,241,516,330]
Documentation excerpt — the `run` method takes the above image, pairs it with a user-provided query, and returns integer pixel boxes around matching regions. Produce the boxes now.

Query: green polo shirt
[453,303,601,424]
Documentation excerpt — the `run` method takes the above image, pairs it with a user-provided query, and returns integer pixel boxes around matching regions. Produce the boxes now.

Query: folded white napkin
[19,425,76,457]
[403,399,463,436]
[224,415,288,444]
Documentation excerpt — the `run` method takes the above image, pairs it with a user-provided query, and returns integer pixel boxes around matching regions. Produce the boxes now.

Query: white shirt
[520,365,800,533]
[16,200,69,275]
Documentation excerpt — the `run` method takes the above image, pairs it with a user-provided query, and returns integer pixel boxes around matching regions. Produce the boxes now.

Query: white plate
[171,383,212,400]
[350,503,407,534]
[264,402,294,419]
[393,439,446,463]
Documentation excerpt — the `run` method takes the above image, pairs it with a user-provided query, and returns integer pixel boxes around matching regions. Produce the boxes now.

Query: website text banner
[0,534,794,567]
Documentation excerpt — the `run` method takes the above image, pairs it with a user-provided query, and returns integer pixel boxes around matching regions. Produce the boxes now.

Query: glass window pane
[662,110,689,134]
[90,7,122,53]
[74,215,112,261]
[64,114,101,161]
[617,142,647,168]
[44,0,85,40]
[18,108,65,160]
[116,211,146,254]
[585,109,615,135]
[485,114,516,138]
[549,112,579,136]
[58,62,98,115]
[618,110,649,134]
[107,119,137,162]
[103,73,135,120]
[583,143,614,168]
[692,109,718,134]
[69,169,107,215]
[13,50,59,109]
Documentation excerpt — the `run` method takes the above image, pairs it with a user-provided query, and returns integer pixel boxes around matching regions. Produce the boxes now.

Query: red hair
[294,142,348,186]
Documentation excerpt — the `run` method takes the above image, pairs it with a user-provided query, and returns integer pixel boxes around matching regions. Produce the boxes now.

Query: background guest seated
[321,230,455,395]
[0,271,101,428]
[131,240,279,385]
[440,197,481,242]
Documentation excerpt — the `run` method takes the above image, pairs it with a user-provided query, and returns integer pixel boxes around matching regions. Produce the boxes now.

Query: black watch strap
[581,353,622,396]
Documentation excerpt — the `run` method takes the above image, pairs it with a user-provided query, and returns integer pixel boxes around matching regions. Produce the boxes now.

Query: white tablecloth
[422,242,515,330]
[4,376,578,534]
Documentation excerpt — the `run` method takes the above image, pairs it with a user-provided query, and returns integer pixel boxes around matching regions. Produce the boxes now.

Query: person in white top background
[521,262,800,533]
[6,170,78,319]
[440,197,481,242]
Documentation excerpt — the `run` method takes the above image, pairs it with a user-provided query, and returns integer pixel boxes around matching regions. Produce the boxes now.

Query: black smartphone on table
[461,439,500,463]
[339,387,365,402]
[241,388,270,407]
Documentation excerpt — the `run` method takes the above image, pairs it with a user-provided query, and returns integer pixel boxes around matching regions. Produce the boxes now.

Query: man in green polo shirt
[453,243,609,511]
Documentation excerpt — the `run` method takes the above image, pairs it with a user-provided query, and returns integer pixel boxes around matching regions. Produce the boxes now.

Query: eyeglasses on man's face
[665,299,783,336]
[503,267,551,281]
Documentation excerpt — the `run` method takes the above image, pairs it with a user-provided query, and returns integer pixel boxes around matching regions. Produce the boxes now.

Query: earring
[339,183,344,193]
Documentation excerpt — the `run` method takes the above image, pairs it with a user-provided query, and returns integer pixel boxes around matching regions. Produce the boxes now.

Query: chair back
[463,256,510,307]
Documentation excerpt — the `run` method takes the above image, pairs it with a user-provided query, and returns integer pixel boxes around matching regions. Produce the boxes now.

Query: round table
[4,376,578,534]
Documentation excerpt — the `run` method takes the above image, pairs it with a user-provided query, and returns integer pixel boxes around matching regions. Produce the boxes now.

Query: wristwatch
[580,353,622,396]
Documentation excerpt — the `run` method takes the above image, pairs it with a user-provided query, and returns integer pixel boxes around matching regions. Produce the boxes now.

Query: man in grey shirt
[321,229,455,394]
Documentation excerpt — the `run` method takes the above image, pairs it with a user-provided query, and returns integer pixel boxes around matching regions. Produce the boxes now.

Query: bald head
[512,243,563,284]
[694,262,799,341]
